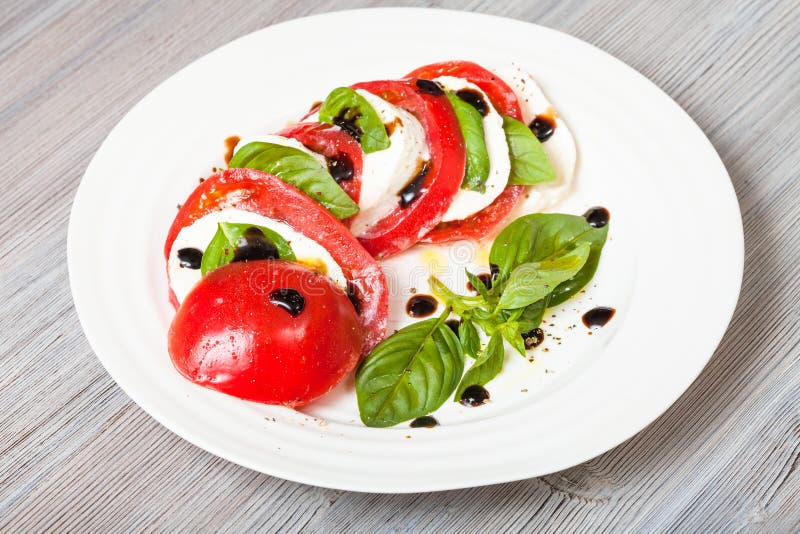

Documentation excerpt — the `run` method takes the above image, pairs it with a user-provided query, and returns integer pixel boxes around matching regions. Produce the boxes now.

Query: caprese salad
[165,60,607,426]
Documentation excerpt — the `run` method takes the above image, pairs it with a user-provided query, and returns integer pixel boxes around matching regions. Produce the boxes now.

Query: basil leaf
[446,92,490,192]
[356,312,464,427]
[429,276,484,316]
[516,299,546,334]
[465,269,492,302]
[454,333,505,400]
[200,222,295,276]
[229,142,359,219]
[496,243,590,309]
[548,224,609,306]
[318,87,390,153]
[498,322,527,357]
[458,320,481,360]
[490,213,604,279]
[502,115,556,186]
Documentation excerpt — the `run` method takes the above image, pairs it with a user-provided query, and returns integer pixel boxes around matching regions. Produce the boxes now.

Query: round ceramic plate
[68,8,743,492]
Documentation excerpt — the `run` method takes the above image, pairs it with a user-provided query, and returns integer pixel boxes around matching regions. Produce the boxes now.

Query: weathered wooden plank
[1,0,798,531]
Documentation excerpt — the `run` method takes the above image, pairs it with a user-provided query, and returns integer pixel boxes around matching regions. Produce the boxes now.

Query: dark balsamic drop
[177,248,203,269]
[583,206,610,228]
[456,89,488,116]
[406,294,438,318]
[490,263,500,279]
[345,281,362,315]
[522,328,545,349]
[327,154,354,183]
[528,115,556,142]
[232,227,280,263]
[415,78,444,96]
[445,319,461,337]
[333,109,363,142]
[398,162,429,207]
[269,288,305,317]
[582,307,616,329]
[459,385,490,407]
[410,416,439,428]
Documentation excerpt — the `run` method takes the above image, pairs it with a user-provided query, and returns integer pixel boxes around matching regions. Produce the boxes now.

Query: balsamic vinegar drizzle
[406,295,438,318]
[223,135,241,164]
[456,89,488,116]
[410,416,439,428]
[415,78,444,96]
[522,328,545,349]
[269,288,305,317]
[459,385,490,407]
[398,162,429,207]
[333,109,363,141]
[232,227,279,263]
[445,319,461,337]
[583,206,610,228]
[528,115,556,142]
[177,248,203,269]
[327,154,354,183]
[582,307,616,329]
[345,281,362,315]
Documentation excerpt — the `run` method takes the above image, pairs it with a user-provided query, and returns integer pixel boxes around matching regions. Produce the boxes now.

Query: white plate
[68,8,743,492]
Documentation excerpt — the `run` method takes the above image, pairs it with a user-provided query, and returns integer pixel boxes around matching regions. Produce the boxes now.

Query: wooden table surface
[2,0,798,531]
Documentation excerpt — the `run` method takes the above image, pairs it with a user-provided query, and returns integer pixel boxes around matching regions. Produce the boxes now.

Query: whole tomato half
[168,260,363,406]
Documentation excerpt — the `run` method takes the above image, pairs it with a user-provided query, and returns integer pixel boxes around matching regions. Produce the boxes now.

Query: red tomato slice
[164,168,388,354]
[278,122,363,204]
[406,61,526,244]
[169,260,363,407]
[348,79,466,258]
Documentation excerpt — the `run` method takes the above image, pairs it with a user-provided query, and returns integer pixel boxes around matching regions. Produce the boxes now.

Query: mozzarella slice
[492,65,577,212]
[233,134,327,167]
[307,90,430,236]
[168,207,347,303]
[433,76,511,222]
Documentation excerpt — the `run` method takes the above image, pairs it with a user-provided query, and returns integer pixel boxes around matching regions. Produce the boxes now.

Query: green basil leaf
[458,320,481,360]
[548,224,609,306]
[454,332,505,401]
[318,87,390,153]
[429,276,484,316]
[516,299,546,334]
[356,312,464,427]
[496,243,590,309]
[229,142,359,219]
[200,222,296,276]
[502,115,556,186]
[498,321,527,357]
[465,269,492,302]
[446,92,490,192]
[489,213,604,279]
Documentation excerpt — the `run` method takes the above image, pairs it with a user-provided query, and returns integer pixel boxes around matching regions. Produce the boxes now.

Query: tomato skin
[406,61,526,244]
[348,79,466,259]
[169,261,362,406]
[165,168,388,354]
[278,122,363,204]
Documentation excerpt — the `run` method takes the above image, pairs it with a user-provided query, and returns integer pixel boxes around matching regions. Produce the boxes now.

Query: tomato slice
[347,79,466,258]
[164,168,388,354]
[406,61,526,243]
[278,122,363,204]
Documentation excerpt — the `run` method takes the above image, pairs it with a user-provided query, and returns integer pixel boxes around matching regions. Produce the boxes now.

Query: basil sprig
[229,141,359,219]
[502,115,556,186]
[318,87,390,153]
[200,222,295,276]
[356,309,463,428]
[355,212,609,427]
[446,92,490,192]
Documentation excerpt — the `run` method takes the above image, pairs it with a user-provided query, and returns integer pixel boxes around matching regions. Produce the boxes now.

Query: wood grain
[1,0,798,531]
